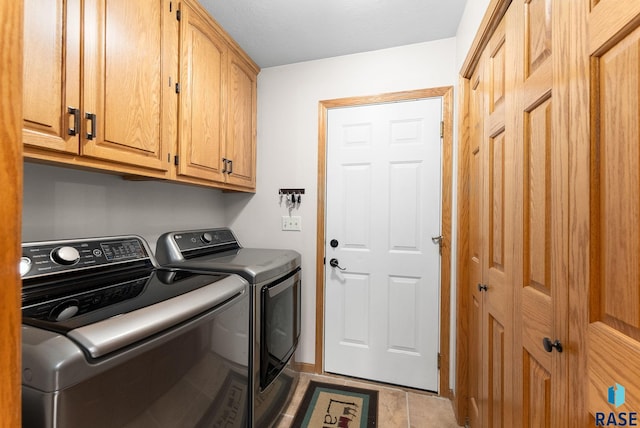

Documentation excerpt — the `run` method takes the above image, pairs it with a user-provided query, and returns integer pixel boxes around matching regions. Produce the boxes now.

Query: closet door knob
[477,283,488,292]
[542,337,563,353]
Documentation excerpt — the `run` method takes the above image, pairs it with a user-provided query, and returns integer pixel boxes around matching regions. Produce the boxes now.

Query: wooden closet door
[584,0,640,421]
[466,14,514,428]
[512,0,569,426]
[468,57,486,428]
[481,15,514,428]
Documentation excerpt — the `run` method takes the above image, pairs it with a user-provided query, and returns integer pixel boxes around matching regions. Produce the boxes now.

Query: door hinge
[175,82,180,94]
[174,155,179,166]
[440,121,444,138]
[437,353,441,369]
[176,9,181,21]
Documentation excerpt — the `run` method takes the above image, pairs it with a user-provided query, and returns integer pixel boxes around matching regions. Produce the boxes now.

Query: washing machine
[21,235,250,427]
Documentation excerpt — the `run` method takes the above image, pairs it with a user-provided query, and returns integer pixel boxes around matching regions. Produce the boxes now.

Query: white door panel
[324,98,443,391]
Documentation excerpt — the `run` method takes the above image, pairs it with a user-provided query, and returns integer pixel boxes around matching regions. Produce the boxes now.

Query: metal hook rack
[278,188,305,196]
[279,188,305,206]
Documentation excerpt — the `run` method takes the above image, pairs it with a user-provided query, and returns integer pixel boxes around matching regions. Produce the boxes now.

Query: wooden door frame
[315,87,454,397]
[454,0,512,423]
[0,0,23,426]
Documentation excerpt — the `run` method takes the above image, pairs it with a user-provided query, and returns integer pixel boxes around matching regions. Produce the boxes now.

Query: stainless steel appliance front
[21,236,250,428]
[155,228,301,428]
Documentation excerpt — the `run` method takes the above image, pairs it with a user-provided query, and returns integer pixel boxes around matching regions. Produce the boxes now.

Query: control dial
[50,300,80,321]
[51,246,80,265]
[19,257,32,277]
[201,232,213,244]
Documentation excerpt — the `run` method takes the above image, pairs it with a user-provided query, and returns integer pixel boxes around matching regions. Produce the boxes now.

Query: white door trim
[314,87,454,397]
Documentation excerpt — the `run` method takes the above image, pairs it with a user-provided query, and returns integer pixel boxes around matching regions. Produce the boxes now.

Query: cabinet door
[177,0,226,183]
[224,52,257,189]
[23,0,80,154]
[82,0,169,171]
[584,0,640,422]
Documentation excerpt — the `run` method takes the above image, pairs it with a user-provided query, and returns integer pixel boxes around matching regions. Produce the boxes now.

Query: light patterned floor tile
[274,373,461,428]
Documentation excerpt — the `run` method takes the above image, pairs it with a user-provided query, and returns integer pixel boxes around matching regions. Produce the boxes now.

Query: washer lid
[22,268,238,339]
[66,273,247,358]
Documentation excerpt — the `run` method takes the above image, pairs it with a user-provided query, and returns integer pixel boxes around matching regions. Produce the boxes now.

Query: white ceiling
[199,0,468,68]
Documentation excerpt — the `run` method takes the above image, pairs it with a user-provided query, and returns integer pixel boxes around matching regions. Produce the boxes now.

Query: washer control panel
[172,228,237,252]
[21,237,150,279]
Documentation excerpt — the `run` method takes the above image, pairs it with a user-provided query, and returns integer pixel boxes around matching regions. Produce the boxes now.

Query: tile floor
[275,372,462,427]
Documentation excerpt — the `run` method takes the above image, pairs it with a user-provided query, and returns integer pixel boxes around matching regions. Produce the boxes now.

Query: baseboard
[292,361,316,373]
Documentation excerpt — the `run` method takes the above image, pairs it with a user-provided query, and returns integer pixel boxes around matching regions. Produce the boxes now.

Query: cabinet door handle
[222,158,228,173]
[85,112,96,140]
[542,337,563,353]
[67,107,80,136]
[228,159,233,174]
[477,283,488,292]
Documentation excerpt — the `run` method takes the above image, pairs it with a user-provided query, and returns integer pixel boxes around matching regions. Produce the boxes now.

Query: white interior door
[324,98,443,391]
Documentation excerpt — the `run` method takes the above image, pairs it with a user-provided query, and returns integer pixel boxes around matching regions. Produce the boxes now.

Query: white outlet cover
[282,216,302,231]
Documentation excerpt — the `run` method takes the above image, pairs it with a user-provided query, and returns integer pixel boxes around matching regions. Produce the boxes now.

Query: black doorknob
[330,239,339,248]
[542,337,563,353]
[329,258,346,271]
[477,283,488,292]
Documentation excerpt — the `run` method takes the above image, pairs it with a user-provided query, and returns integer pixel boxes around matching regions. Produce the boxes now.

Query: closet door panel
[468,63,485,428]
[489,131,505,272]
[521,97,553,355]
[526,0,551,76]
[512,0,568,426]
[523,352,551,428]
[469,292,483,427]
[488,316,506,428]
[485,19,510,317]
[589,21,640,414]
[483,15,513,428]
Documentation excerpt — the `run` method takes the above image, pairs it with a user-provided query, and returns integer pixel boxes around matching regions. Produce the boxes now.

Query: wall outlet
[282,216,302,231]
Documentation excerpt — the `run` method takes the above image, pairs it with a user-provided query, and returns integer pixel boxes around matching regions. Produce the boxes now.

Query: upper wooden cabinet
[225,51,257,189]
[177,0,258,190]
[23,0,172,175]
[22,0,259,191]
[177,0,227,183]
[81,0,172,171]
[23,0,81,155]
